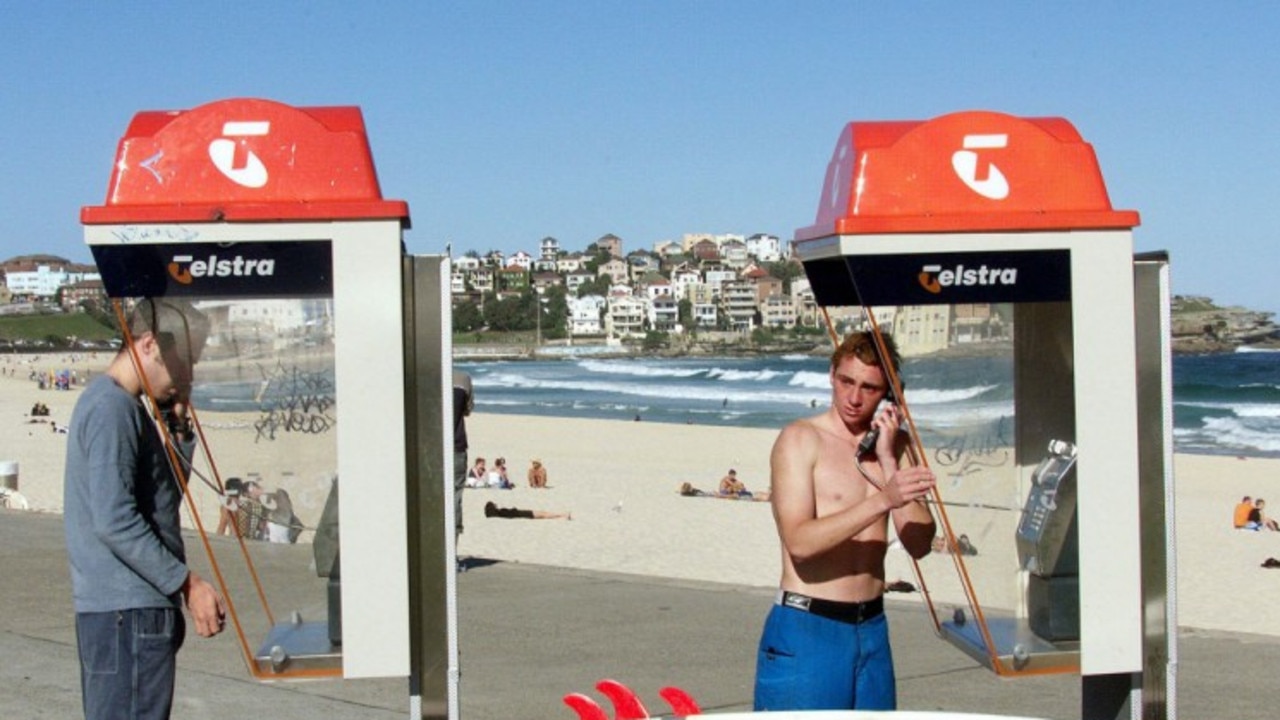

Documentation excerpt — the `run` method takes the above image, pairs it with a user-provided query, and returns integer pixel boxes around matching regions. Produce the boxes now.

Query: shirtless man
[753,330,936,711]
[718,469,749,497]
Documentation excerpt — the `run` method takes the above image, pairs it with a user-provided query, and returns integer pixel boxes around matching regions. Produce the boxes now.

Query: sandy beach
[6,351,1280,639]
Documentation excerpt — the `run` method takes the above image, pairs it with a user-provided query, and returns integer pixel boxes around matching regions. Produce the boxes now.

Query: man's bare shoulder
[777,413,823,440]
[774,413,837,454]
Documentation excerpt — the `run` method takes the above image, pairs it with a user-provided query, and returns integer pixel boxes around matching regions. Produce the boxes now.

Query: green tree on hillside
[539,285,569,340]
[678,298,694,332]
[576,274,610,298]
[453,299,485,331]
[481,292,526,331]
[764,260,804,294]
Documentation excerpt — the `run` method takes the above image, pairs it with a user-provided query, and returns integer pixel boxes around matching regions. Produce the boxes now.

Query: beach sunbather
[528,459,548,488]
[1235,495,1255,529]
[466,457,488,488]
[483,500,570,520]
[488,457,513,489]
[718,469,753,498]
[1248,498,1280,531]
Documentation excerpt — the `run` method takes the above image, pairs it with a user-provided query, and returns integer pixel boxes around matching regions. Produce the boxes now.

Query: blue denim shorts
[753,599,896,711]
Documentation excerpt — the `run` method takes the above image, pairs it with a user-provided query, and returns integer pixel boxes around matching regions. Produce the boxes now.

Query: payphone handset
[856,386,899,457]
[1016,439,1079,575]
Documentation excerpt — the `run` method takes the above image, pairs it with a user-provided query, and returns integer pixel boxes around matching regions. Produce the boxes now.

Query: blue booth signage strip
[91,240,334,299]
[803,249,1072,308]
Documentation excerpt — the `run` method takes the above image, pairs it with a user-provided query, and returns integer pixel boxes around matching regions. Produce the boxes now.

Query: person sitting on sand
[466,457,488,488]
[483,500,570,520]
[487,457,513,489]
[1235,495,1255,529]
[1247,498,1280,531]
[528,459,548,489]
[718,469,752,498]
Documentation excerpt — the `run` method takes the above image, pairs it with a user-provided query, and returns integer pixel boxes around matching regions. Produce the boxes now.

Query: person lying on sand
[679,482,708,497]
[679,481,770,502]
[483,500,570,520]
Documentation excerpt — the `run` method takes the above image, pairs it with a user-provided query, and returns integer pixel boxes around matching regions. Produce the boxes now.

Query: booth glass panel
[141,295,344,677]
[859,301,1081,674]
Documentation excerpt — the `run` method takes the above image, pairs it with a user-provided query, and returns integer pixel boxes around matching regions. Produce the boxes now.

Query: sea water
[458,349,1280,459]
[189,348,1280,458]
[1170,349,1280,457]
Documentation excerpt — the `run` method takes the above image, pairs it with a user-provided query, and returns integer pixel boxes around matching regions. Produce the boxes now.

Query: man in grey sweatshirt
[64,299,224,720]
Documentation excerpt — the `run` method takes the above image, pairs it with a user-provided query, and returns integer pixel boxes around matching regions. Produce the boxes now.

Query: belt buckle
[782,592,811,612]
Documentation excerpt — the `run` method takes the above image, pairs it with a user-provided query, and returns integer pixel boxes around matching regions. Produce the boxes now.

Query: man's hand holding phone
[857,402,899,457]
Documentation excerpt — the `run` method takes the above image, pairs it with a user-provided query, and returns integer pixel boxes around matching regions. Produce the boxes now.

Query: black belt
[776,590,884,624]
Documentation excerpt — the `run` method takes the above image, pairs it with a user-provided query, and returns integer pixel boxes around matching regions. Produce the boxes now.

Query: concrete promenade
[2,509,1275,719]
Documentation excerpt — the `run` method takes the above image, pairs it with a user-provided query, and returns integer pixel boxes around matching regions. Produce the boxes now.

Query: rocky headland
[1170,295,1280,354]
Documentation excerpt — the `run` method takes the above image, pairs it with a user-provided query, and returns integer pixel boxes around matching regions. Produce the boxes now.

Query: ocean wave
[1175,382,1280,402]
[908,403,1013,429]
[1232,405,1280,419]
[706,367,785,382]
[783,369,997,406]
[1176,400,1280,418]
[477,398,533,407]
[788,371,830,389]
[903,386,999,405]
[575,358,704,378]
[476,371,820,406]
[1197,416,1280,454]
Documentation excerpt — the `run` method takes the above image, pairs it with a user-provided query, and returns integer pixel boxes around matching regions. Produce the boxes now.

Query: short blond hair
[830,330,901,375]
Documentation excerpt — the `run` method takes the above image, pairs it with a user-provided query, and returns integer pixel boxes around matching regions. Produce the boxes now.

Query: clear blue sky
[3,3,1277,313]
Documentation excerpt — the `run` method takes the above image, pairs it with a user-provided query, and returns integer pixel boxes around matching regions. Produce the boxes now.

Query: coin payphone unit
[793,112,1175,720]
[82,98,458,718]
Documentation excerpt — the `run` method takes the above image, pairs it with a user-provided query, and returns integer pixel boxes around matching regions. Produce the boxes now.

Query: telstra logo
[168,254,276,285]
[918,263,1018,294]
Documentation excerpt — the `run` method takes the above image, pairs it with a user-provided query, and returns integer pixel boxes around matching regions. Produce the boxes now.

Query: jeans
[454,450,467,537]
[76,607,185,720]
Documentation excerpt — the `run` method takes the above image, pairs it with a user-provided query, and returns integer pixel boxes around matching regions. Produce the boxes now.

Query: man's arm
[82,403,189,596]
[872,413,937,559]
[887,489,936,559]
[770,422,900,563]
[84,398,226,635]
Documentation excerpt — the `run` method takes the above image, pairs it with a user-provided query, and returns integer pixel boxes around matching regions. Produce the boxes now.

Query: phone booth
[793,112,1175,719]
[81,98,457,718]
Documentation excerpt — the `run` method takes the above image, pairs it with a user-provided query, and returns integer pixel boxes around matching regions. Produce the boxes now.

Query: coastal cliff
[1170,295,1280,354]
